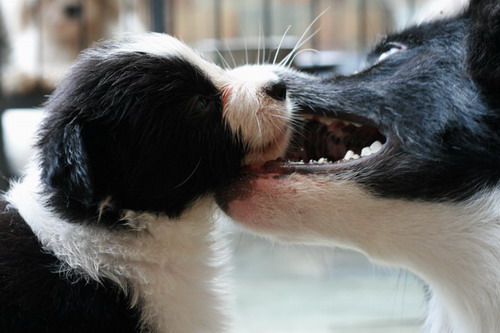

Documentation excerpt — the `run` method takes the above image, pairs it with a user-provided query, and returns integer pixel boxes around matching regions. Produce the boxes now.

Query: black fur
[0,202,142,333]
[38,39,245,226]
[276,0,500,202]
[0,35,250,331]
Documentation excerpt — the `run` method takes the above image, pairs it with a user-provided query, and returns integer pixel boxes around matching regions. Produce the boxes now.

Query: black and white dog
[0,33,292,332]
[217,0,500,332]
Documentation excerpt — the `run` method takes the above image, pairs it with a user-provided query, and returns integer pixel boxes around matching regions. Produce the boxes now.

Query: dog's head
[20,0,120,50]
[216,0,500,245]
[37,33,292,226]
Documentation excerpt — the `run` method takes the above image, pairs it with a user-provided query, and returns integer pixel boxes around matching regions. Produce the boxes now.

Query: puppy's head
[37,33,292,226]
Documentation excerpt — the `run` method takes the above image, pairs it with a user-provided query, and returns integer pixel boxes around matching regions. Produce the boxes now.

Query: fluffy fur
[217,1,500,332]
[0,33,292,332]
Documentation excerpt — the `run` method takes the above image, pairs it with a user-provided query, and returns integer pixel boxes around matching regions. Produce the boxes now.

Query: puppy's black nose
[265,79,287,101]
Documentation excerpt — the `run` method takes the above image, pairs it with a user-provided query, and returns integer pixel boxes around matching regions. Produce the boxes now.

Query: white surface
[2,108,44,173]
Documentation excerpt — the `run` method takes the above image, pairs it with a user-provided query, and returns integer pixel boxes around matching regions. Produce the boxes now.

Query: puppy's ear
[40,122,95,215]
[467,0,500,97]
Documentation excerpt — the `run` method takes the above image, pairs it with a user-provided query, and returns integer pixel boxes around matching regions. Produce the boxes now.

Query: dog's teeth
[361,147,373,157]
[352,154,360,159]
[344,150,354,161]
[353,122,362,127]
[342,120,352,126]
[318,158,326,164]
[370,141,383,153]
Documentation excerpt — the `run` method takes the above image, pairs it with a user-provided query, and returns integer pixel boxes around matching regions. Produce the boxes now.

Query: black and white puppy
[0,33,291,332]
[217,0,500,332]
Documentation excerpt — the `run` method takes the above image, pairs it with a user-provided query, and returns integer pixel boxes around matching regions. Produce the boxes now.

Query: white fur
[227,173,500,332]
[102,34,294,165]
[0,34,296,331]
[6,164,232,333]
[225,65,294,165]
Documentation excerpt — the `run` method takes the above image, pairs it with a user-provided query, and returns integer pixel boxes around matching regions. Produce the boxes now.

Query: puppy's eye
[378,42,406,62]
[191,98,210,115]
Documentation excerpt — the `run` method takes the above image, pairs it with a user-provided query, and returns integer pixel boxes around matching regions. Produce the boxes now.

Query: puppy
[0,0,139,95]
[0,33,292,332]
[217,0,500,332]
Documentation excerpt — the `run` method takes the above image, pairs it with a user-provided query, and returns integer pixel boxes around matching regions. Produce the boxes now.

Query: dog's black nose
[64,4,83,19]
[265,79,287,101]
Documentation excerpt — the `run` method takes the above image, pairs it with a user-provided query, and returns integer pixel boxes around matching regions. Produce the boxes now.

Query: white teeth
[361,147,373,157]
[318,158,326,164]
[342,120,352,126]
[353,123,362,128]
[352,154,360,160]
[344,150,354,161]
[370,140,383,153]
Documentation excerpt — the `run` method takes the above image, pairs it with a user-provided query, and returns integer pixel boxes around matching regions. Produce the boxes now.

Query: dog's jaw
[221,171,500,332]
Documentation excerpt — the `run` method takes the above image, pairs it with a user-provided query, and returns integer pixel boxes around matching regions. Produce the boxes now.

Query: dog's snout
[265,79,287,101]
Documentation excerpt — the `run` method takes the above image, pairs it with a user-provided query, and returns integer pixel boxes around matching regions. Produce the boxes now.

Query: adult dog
[217,0,500,332]
[0,33,292,332]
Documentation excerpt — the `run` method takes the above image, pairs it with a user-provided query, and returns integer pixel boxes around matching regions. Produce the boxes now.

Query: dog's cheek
[226,174,332,240]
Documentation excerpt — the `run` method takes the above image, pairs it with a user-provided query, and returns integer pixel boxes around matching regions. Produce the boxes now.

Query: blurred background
[0,0,465,332]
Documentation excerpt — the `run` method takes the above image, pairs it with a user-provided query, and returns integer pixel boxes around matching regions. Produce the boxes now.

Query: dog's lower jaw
[6,168,232,333]
[224,174,500,333]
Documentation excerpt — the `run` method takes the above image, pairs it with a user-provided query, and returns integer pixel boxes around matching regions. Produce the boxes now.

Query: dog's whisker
[257,23,262,65]
[243,34,249,65]
[173,159,202,189]
[224,40,237,68]
[281,28,321,68]
[215,48,230,69]
[287,48,320,69]
[280,7,327,67]
[273,25,292,66]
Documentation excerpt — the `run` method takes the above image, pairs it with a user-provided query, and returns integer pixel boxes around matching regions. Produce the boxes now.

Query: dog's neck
[387,199,500,333]
[335,188,500,333]
[328,187,500,333]
[6,167,231,333]
[233,175,500,333]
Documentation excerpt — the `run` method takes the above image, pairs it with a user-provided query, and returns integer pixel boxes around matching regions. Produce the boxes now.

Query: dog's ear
[467,0,500,97]
[39,122,95,216]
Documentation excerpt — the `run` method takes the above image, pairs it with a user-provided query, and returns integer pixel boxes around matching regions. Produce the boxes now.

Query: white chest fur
[6,170,232,333]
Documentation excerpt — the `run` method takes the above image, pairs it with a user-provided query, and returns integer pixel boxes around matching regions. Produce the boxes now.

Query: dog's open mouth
[246,112,388,175]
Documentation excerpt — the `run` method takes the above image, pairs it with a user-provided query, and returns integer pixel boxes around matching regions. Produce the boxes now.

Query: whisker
[215,48,230,69]
[280,7,329,67]
[244,34,249,65]
[287,48,321,69]
[224,40,237,68]
[281,28,321,67]
[273,25,292,65]
[257,23,262,65]
[173,158,202,189]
